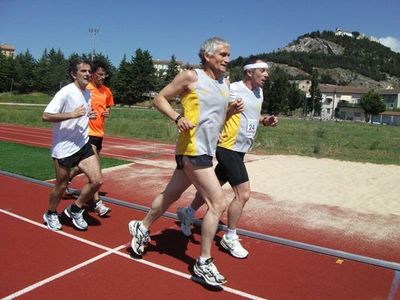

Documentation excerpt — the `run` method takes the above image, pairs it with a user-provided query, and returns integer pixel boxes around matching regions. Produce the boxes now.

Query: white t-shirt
[44,82,91,159]
[218,81,263,153]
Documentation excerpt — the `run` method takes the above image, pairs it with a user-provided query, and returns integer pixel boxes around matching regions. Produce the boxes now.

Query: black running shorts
[214,146,248,187]
[55,142,95,168]
[175,154,213,170]
[89,135,103,152]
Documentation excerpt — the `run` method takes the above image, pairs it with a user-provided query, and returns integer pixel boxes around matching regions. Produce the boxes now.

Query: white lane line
[0,209,266,300]
[2,245,126,300]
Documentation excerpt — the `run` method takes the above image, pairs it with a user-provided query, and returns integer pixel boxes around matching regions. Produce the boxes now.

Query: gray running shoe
[193,257,227,286]
[64,205,88,230]
[128,220,150,255]
[220,234,249,258]
[43,212,62,231]
[64,183,79,197]
[94,200,111,217]
[176,207,193,237]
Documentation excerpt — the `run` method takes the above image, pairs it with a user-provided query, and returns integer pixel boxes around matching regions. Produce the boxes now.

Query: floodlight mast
[89,28,99,61]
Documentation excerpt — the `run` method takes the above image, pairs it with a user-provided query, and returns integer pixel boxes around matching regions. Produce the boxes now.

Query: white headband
[243,62,269,71]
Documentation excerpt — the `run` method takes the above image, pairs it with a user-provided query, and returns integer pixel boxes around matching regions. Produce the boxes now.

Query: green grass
[0,141,130,181]
[0,92,51,104]
[105,107,179,142]
[253,118,400,164]
[0,103,399,165]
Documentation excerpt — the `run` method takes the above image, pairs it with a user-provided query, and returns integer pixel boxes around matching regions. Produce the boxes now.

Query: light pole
[88,28,99,61]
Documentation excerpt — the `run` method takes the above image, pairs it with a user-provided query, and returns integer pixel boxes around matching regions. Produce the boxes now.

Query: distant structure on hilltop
[0,43,15,58]
[335,28,354,38]
[335,28,368,40]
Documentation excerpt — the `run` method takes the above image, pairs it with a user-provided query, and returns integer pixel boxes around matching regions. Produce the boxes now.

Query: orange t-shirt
[87,82,114,137]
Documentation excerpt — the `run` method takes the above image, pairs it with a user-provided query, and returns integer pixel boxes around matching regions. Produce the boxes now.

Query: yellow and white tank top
[176,69,229,156]
[218,81,263,153]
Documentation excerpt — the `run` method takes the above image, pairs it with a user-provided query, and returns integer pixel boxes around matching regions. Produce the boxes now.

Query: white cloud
[377,36,400,53]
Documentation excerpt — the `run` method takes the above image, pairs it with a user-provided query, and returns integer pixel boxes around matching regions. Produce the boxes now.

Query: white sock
[140,223,149,233]
[226,228,238,240]
[198,256,209,265]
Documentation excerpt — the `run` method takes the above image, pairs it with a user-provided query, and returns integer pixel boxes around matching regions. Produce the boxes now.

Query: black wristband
[175,114,183,124]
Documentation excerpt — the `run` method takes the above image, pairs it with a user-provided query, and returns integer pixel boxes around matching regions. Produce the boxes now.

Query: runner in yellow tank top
[177,57,278,259]
[128,37,244,287]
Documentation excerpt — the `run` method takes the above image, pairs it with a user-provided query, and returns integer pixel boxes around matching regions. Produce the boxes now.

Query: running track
[1,123,399,299]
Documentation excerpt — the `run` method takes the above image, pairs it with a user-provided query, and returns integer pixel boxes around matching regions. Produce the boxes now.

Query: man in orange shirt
[68,61,114,217]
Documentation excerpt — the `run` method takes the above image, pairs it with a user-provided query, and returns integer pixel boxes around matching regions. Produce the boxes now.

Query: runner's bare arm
[153,70,196,131]
[42,105,87,122]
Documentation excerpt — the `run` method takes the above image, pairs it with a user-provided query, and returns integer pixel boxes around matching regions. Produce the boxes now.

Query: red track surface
[1,123,399,299]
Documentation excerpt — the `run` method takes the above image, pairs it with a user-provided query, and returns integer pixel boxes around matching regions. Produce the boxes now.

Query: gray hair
[198,37,230,65]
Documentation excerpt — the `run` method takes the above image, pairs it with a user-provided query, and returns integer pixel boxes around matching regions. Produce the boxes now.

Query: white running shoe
[128,220,151,255]
[64,182,79,197]
[64,205,88,230]
[193,257,227,286]
[94,200,111,217]
[43,212,62,231]
[220,234,249,258]
[176,207,193,237]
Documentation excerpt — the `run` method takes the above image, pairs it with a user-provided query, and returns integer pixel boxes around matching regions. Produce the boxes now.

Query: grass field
[0,92,51,104]
[0,141,130,180]
[0,100,399,165]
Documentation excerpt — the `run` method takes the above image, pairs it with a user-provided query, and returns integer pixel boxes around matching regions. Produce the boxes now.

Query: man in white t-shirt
[42,58,103,231]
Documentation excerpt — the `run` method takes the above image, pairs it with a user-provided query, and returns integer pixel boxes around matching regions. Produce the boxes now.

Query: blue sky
[1,0,400,67]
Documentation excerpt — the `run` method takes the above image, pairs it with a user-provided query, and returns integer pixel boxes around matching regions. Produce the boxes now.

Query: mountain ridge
[231,30,400,89]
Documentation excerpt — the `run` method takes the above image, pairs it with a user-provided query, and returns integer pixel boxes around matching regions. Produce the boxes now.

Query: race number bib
[246,119,258,137]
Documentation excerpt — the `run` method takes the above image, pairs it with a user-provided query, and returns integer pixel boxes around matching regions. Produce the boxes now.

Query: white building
[0,43,15,58]
[309,84,400,121]
[319,84,369,120]
[335,28,354,38]
[153,59,199,76]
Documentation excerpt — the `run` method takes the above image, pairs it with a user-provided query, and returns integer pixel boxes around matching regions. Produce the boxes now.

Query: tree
[34,49,50,92]
[48,49,68,91]
[360,91,386,122]
[164,54,180,84]
[130,49,156,103]
[156,54,181,92]
[13,50,36,93]
[263,67,290,114]
[228,66,242,83]
[0,52,15,92]
[112,55,135,105]
[288,83,305,114]
[34,48,68,93]
[309,70,322,116]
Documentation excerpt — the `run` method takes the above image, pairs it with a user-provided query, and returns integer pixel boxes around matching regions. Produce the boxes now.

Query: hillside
[231,30,400,89]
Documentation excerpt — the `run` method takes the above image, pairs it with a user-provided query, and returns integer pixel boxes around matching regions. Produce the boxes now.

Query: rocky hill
[231,30,400,89]
[281,36,345,55]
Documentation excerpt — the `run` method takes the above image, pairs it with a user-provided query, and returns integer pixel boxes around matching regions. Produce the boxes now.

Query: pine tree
[130,49,156,103]
[112,55,135,105]
[0,52,15,92]
[163,54,180,85]
[34,48,68,93]
[264,67,291,114]
[13,50,36,93]
[288,83,306,113]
